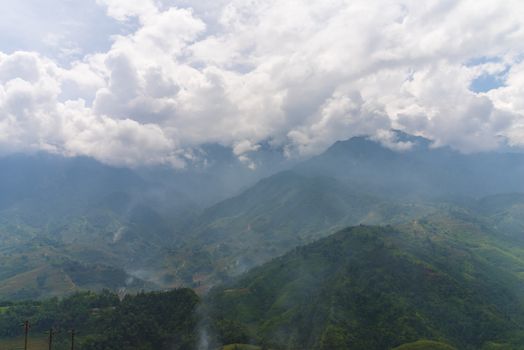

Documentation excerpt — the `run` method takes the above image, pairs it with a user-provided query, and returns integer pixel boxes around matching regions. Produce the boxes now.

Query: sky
[1,0,524,167]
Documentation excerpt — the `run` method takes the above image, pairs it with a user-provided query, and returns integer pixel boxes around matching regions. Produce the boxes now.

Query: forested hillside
[208,220,524,349]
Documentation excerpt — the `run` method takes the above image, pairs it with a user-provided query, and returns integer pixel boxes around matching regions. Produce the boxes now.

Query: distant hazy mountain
[208,220,524,349]
[137,142,294,207]
[0,153,197,244]
[0,154,189,298]
[0,147,292,297]
[0,144,292,231]
[298,131,524,198]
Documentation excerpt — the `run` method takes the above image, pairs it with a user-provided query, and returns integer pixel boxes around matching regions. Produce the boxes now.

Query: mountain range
[1,131,524,301]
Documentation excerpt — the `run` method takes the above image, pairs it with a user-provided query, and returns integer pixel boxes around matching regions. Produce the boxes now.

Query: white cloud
[0,52,43,83]
[96,0,159,22]
[1,0,524,166]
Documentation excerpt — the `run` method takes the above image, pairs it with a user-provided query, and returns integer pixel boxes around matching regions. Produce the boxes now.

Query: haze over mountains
[1,131,524,300]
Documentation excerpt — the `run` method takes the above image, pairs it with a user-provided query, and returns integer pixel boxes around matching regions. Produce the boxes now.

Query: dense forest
[0,289,198,350]
[207,220,524,349]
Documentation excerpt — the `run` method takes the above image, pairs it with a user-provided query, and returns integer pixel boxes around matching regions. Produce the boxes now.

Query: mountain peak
[327,130,432,156]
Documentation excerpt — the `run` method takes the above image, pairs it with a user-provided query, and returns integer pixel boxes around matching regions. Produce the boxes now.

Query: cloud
[1,0,524,167]
[96,0,159,22]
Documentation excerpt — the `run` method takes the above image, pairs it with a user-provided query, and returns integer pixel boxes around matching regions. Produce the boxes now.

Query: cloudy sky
[1,0,524,167]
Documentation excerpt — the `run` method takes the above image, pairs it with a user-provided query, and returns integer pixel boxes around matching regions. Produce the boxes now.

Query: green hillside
[165,171,437,288]
[475,193,524,242]
[0,154,199,297]
[161,172,524,293]
[208,222,524,349]
[0,237,154,300]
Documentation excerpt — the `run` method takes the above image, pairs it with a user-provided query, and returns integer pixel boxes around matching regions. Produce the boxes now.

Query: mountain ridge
[208,221,524,349]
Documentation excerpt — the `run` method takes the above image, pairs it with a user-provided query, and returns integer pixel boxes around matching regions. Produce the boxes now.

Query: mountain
[160,132,524,289]
[136,142,294,207]
[0,153,192,231]
[0,148,293,296]
[298,132,524,198]
[165,171,437,289]
[2,133,524,347]
[207,220,524,349]
[0,153,193,298]
[3,132,524,298]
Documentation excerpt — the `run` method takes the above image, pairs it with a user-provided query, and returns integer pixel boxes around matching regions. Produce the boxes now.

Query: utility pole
[48,328,55,350]
[23,320,29,350]
[70,329,76,350]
